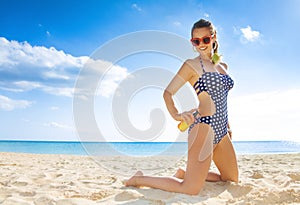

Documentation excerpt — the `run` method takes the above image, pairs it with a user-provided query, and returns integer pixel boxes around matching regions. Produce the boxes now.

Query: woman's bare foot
[173,168,185,179]
[124,171,143,187]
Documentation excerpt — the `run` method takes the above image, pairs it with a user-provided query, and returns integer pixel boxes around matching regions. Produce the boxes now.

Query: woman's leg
[125,124,213,195]
[213,134,239,182]
[174,168,221,182]
[175,134,238,182]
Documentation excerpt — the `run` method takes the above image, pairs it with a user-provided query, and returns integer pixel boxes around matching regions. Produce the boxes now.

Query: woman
[125,19,238,195]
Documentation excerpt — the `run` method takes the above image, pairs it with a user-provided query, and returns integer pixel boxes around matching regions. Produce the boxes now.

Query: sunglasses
[190,36,212,46]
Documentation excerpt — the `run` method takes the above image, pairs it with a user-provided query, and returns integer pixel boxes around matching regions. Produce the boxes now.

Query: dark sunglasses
[190,36,212,46]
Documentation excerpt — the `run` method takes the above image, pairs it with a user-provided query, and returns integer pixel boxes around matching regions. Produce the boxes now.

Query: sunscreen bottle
[177,111,199,132]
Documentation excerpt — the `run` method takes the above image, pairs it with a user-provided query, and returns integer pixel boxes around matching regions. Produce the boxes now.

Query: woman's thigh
[213,135,239,182]
[181,124,214,193]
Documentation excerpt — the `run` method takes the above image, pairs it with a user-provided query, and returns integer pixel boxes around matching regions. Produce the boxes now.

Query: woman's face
[191,27,215,57]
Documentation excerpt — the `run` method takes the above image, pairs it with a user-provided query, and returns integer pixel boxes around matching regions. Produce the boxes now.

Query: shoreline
[0,152,299,204]
[1,141,300,157]
[1,150,300,157]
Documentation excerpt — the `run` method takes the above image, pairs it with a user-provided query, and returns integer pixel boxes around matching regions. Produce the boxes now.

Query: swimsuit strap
[199,56,206,73]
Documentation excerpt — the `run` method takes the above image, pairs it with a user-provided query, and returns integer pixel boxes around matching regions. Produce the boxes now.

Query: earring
[192,46,198,52]
[212,53,221,64]
[213,42,217,50]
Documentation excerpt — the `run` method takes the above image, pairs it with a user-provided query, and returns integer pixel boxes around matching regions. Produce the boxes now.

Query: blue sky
[1,0,300,142]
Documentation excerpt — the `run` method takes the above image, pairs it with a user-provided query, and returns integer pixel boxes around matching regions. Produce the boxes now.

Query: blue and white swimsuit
[188,59,234,144]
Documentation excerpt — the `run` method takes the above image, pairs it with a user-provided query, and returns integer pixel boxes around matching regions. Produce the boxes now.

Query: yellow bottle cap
[178,121,189,132]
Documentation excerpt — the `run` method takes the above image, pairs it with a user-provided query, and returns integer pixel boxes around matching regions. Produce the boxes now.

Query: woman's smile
[199,46,208,51]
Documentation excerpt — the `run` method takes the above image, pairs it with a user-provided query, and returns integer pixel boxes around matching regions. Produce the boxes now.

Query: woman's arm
[220,62,228,70]
[227,122,232,140]
[221,61,232,139]
[163,61,194,122]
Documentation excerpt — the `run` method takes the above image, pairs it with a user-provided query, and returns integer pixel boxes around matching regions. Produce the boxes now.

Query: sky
[0,0,300,142]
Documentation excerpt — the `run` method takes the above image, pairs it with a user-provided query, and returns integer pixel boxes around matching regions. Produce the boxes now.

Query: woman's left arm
[221,62,232,139]
[227,122,232,140]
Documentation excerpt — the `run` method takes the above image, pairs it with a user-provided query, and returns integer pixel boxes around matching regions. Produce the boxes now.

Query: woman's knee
[183,186,202,195]
[231,172,239,182]
[221,172,239,182]
[180,181,203,195]
[231,167,239,182]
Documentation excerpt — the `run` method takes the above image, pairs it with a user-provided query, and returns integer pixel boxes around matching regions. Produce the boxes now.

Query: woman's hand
[175,109,198,125]
[228,129,232,140]
[227,123,232,140]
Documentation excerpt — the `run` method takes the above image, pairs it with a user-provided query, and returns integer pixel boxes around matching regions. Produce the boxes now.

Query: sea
[0,140,299,156]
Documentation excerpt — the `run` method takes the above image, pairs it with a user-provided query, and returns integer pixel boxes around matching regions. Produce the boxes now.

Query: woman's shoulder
[219,62,228,70]
[182,58,200,73]
[185,56,199,63]
[216,61,229,75]
[184,57,199,67]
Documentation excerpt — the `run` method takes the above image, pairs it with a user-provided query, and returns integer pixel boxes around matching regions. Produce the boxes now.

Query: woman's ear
[213,34,217,41]
[212,31,217,41]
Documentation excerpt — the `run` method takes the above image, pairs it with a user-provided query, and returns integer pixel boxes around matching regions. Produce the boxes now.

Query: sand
[0,152,299,205]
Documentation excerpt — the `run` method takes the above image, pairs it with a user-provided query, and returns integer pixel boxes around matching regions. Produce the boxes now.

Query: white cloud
[0,37,129,98]
[97,65,128,98]
[132,3,142,12]
[240,26,260,42]
[77,58,129,98]
[229,89,300,142]
[43,71,70,80]
[46,31,51,37]
[5,80,74,97]
[42,86,74,97]
[50,106,59,110]
[0,95,33,111]
[13,81,42,91]
[0,37,87,73]
[204,13,210,18]
[173,21,182,27]
[43,121,73,130]
[0,86,24,92]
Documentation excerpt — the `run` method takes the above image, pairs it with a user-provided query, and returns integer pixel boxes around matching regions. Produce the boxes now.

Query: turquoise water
[0,141,299,156]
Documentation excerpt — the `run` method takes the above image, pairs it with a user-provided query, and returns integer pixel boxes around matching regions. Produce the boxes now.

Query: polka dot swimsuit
[188,58,234,144]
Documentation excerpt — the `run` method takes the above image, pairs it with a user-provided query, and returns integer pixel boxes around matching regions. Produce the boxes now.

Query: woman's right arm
[163,61,194,122]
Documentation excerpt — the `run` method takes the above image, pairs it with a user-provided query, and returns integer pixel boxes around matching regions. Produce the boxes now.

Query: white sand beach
[0,152,299,205]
